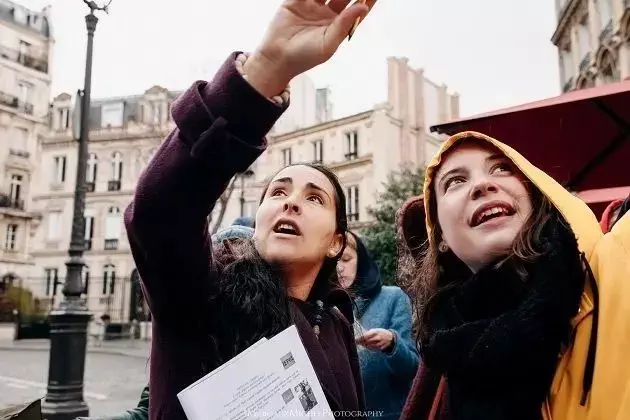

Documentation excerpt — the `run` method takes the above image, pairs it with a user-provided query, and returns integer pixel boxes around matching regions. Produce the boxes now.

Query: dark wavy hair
[201,163,348,371]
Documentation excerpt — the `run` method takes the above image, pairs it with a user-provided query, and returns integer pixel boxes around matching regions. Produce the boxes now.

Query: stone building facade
[553,0,630,91]
[0,0,53,294]
[30,57,459,323]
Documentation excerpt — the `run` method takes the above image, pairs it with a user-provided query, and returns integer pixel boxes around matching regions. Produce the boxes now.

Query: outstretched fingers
[325,1,371,46]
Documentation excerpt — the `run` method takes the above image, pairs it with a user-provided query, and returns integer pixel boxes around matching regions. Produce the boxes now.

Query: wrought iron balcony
[0,44,48,73]
[85,182,95,192]
[104,239,119,250]
[0,91,33,115]
[0,198,24,210]
[107,180,121,191]
[84,239,92,251]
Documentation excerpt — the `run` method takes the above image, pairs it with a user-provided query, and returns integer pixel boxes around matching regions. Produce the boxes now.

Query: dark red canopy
[430,80,630,215]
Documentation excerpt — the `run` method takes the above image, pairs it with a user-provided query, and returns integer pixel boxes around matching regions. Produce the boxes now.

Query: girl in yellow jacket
[400,131,630,419]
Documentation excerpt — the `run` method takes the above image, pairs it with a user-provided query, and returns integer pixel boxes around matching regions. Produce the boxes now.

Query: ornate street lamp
[41,1,111,419]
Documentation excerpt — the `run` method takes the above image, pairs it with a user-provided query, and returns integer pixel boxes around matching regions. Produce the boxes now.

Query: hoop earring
[438,242,449,253]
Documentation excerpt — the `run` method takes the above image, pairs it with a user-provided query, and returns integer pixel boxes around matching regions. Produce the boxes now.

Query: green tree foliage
[362,166,425,285]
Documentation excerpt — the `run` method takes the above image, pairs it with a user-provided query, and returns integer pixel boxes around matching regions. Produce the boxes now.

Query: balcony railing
[0,91,33,115]
[85,182,95,193]
[599,20,613,43]
[579,52,591,73]
[84,239,92,251]
[104,239,119,250]
[0,44,48,73]
[107,180,121,192]
[9,149,30,159]
[0,197,24,211]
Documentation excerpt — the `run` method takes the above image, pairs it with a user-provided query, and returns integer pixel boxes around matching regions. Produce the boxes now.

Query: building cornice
[270,110,374,144]
[42,126,171,146]
[552,0,581,45]
[327,154,373,171]
[33,190,134,201]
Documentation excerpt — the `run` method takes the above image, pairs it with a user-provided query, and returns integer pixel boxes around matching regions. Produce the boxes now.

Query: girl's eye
[491,162,513,174]
[271,189,286,197]
[307,195,324,205]
[444,177,465,191]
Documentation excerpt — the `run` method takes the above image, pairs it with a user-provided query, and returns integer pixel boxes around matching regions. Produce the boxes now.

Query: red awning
[430,80,630,197]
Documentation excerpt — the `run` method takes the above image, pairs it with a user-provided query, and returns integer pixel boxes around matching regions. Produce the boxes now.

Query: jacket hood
[421,131,602,260]
[349,232,382,302]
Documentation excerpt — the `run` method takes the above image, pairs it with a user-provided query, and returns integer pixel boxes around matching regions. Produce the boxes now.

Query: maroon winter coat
[124,52,365,420]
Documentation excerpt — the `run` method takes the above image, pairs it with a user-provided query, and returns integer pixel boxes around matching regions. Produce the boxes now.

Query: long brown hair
[411,151,555,343]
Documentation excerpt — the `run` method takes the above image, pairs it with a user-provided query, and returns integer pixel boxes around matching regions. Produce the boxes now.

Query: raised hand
[244,0,375,98]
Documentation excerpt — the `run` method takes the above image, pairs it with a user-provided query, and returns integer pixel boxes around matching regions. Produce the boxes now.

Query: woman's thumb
[326,3,369,48]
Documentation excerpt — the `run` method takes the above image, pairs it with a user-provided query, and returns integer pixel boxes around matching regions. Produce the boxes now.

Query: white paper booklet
[177,325,334,420]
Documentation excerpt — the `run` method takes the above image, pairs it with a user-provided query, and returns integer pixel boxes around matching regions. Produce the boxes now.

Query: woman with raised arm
[124,1,375,419]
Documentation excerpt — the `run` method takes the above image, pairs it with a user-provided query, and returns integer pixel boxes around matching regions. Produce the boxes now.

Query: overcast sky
[18,0,561,119]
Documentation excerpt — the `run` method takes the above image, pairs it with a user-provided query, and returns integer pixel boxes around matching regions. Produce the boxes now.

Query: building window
[345,131,358,160]
[282,148,292,167]
[108,152,123,191]
[18,82,31,104]
[101,102,124,128]
[577,17,590,60]
[112,152,123,181]
[53,156,66,184]
[84,209,95,250]
[83,267,90,295]
[4,224,18,250]
[598,0,613,29]
[10,127,28,153]
[56,107,70,130]
[103,264,116,295]
[47,212,62,241]
[105,206,121,250]
[346,185,360,222]
[18,40,31,56]
[152,102,162,125]
[560,45,574,84]
[9,174,23,206]
[312,139,323,164]
[45,268,59,296]
[86,153,98,188]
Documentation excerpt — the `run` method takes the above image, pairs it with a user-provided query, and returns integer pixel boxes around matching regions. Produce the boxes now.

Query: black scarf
[420,214,585,420]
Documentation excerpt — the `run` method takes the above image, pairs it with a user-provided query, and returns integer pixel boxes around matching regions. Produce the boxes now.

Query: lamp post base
[41,300,92,420]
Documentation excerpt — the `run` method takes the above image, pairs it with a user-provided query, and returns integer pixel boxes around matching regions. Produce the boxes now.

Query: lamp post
[41,2,111,419]
[239,169,254,217]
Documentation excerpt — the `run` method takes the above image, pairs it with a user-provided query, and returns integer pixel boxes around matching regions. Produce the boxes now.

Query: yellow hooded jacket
[422,131,630,420]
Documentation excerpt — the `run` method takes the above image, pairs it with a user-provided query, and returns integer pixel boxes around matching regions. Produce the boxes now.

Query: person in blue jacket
[337,231,419,420]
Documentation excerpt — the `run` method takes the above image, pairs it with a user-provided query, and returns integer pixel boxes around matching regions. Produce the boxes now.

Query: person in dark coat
[123,1,376,419]
[337,232,419,420]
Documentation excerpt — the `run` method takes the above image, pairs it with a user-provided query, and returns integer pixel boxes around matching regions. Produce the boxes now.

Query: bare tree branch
[210,176,238,234]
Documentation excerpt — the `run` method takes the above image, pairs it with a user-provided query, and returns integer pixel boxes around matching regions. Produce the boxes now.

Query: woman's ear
[328,233,345,258]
